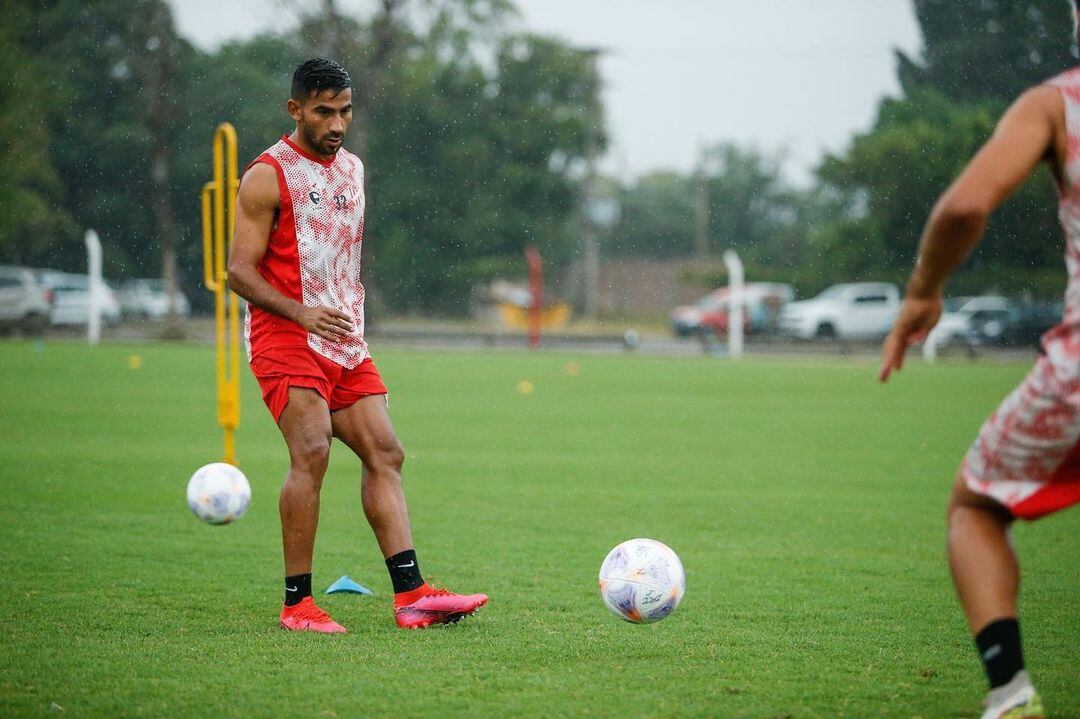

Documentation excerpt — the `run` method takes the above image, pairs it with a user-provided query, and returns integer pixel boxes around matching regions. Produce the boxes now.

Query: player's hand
[879,295,942,383]
[297,305,354,341]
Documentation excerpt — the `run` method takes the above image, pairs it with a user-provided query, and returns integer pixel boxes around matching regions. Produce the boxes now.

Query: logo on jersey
[309,191,322,205]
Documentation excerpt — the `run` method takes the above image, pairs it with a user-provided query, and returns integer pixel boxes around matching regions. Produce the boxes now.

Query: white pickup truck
[778,282,900,340]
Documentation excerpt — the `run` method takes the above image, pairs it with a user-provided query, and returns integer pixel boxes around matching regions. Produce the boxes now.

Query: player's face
[290,88,353,156]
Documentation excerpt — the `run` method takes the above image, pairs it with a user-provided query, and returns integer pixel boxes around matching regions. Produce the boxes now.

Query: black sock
[385,549,424,594]
[284,573,312,606]
[975,618,1025,689]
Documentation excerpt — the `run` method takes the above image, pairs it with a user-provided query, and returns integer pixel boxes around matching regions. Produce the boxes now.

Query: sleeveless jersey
[957,68,1080,519]
[244,135,369,369]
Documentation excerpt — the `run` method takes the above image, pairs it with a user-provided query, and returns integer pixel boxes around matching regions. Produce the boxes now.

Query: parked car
[0,265,51,335]
[778,282,900,340]
[939,297,1061,349]
[671,283,794,338]
[35,270,121,326]
[119,278,191,319]
[927,296,1017,347]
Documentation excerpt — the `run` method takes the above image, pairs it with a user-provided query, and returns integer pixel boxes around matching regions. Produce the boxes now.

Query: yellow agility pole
[200,122,241,465]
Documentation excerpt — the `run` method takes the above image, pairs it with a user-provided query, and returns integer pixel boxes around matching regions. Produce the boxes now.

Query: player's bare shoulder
[1020,84,1068,172]
[999,84,1064,130]
[237,161,281,216]
[1021,84,1066,125]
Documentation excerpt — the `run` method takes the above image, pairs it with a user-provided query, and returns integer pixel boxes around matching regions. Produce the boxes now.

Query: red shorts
[249,346,388,423]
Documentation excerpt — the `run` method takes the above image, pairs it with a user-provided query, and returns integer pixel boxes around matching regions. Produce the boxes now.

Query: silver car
[119,278,191,320]
[0,265,51,335]
[35,270,122,326]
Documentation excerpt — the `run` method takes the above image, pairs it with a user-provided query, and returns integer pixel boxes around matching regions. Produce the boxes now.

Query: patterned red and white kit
[244,135,369,369]
[961,67,1080,519]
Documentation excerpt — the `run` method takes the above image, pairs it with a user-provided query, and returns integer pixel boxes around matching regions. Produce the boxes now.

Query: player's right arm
[227,162,353,341]
[879,85,1063,382]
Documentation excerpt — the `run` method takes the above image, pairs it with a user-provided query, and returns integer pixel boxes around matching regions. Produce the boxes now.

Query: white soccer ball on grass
[599,538,685,624]
[186,462,251,525]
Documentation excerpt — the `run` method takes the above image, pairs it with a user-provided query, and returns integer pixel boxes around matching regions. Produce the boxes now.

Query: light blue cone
[325,575,374,595]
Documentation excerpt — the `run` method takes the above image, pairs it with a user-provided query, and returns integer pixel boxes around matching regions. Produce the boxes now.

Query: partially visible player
[228,58,486,632]
[880,6,1080,717]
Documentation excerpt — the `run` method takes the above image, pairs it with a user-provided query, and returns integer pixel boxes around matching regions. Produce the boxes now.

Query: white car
[927,296,1018,347]
[36,270,121,326]
[670,282,795,337]
[120,278,191,320]
[0,265,51,335]
[778,282,900,340]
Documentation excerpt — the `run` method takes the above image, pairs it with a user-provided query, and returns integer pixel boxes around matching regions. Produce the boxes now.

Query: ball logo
[641,588,663,606]
[309,191,322,205]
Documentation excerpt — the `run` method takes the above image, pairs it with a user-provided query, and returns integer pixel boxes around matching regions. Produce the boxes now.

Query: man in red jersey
[880,5,1080,717]
[228,58,486,632]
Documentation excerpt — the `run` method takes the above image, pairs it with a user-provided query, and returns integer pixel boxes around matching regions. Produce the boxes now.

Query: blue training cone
[325,575,374,596]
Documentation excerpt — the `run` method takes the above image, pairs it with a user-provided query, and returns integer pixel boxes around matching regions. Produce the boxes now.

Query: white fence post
[85,229,102,346]
[922,331,938,363]
[723,250,744,359]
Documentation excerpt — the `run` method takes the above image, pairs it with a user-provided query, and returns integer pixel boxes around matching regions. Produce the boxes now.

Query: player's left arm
[879,85,1063,382]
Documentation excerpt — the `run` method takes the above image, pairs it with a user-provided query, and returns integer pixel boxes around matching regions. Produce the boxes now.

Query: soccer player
[227,58,487,633]
[879,8,1080,717]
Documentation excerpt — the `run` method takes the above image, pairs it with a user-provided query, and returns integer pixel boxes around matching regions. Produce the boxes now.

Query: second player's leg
[330,395,413,558]
[278,386,334,576]
[946,473,1019,633]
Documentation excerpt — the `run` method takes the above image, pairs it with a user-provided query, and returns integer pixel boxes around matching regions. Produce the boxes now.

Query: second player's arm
[227,163,353,341]
[880,86,1063,381]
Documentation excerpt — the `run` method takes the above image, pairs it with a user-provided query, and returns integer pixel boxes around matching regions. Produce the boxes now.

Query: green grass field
[1,341,1077,718]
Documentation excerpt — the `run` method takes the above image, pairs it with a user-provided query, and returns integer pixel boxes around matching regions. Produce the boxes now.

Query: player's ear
[286,98,302,122]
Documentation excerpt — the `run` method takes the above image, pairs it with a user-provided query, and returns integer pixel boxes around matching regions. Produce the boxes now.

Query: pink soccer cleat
[393,583,488,629]
[279,596,347,633]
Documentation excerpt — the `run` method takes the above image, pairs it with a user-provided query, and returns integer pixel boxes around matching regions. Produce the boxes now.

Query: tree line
[1,0,601,315]
[1,0,1076,316]
[610,0,1076,301]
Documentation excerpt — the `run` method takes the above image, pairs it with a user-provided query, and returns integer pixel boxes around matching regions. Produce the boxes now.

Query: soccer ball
[186,462,251,525]
[599,538,685,624]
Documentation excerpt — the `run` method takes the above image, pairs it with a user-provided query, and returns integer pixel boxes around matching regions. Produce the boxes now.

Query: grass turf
[0,340,1077,718]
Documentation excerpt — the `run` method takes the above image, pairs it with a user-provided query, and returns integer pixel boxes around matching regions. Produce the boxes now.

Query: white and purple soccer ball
[186,463,251,525]
[599,538,685,624]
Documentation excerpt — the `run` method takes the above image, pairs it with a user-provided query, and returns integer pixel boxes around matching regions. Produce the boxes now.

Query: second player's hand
[297,305,354,341]
[879,296,942,383]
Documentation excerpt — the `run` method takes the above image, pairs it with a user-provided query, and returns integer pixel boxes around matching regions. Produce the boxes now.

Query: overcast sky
[166,0,923,182]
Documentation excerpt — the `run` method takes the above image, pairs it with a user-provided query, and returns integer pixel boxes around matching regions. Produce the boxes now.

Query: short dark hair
[291,58,352,100]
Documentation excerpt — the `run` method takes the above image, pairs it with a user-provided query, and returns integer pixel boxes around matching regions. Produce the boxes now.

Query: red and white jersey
[958,68,1080,519]
[244,135,369,368]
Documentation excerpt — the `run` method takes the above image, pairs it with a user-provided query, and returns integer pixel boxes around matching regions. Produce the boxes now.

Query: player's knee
[383,438,406,473]
[370,437,405,475]
[290,435,331,474]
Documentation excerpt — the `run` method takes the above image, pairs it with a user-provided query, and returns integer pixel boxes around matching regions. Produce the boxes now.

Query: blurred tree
[898,0,1077,103]
[609,172,697,259]
[9,0,197,283]
[131,0,184,334]
[367,32,598,312]
[810,0,1076,299]
[608,144,812,272]
[701,143,805,268]
[2,0,599,316]
[0,2,78,265]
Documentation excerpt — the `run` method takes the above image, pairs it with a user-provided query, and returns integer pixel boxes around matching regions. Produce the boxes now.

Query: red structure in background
[524,246,543,349]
